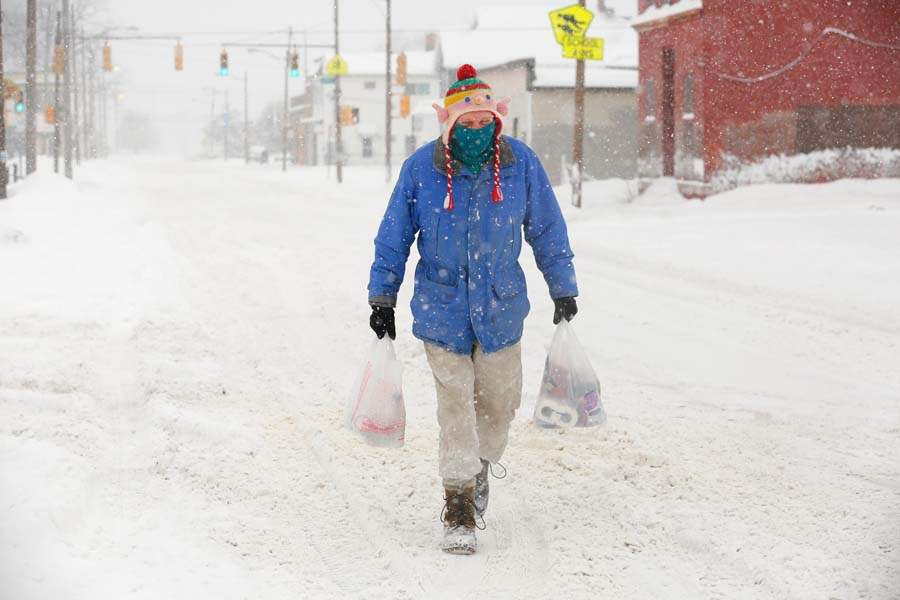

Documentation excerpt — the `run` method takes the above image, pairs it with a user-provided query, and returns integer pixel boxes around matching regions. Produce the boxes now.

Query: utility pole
[112,87,119,152]
[100,58,107,156]
[43,5,53,80]
[385,0,392,183]
[334,0,343,183]
[282,27,293,172]
[87,43,95,157]
[244,72,249,164]
[0,3,8,200]
[26,0,38,174]
[62,0,73,179]
[572,0,586,208]
[208,88,215,158]
[70,8,80,165]
[224,89,229,161]
[79,28,88,159]
[53,11,62,173]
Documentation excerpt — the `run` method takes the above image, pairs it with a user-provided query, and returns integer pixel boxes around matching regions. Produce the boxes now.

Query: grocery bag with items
[533,320,606,429]
[346,337,406,447]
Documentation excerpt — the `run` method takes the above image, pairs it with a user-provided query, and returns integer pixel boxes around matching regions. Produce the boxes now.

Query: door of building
[661,48,676,177]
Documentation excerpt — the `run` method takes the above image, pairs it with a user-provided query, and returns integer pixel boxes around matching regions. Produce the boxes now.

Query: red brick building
[632,0,900,193]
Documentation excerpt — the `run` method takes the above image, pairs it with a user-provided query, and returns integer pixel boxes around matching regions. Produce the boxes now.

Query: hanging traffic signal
[395,52,407,86]
[175,42,184,71]
[45,105,55,124]
[290,52,300,78]
[340,105,354,126]
[54,45,66,75]
[14,91,25,113]
[399,95,411,118]
[102,43,113,72]
[219,49,229,76]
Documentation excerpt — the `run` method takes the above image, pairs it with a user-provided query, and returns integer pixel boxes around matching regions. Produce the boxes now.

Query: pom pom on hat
[456,64,477,80]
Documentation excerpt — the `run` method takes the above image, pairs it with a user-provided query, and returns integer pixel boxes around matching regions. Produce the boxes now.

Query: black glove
[553,297,578,325]
[369,306,396,340]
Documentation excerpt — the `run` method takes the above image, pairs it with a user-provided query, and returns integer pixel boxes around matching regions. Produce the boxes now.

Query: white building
[306,51,442,166]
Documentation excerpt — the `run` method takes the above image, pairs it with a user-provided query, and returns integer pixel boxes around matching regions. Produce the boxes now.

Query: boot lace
[441,493,486,531]
[487,461,507,480]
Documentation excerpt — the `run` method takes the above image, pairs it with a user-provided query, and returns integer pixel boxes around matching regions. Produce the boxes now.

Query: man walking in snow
[367,64,579,554]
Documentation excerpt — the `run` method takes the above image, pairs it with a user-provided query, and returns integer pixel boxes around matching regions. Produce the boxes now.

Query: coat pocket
[492,264,526,300]
[417,259,459,304]
[425,260,459,288]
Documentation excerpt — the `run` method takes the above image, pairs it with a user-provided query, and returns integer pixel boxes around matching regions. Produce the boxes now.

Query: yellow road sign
[549,4,594,45]
[325,55,349,76]
[562,36,605,61]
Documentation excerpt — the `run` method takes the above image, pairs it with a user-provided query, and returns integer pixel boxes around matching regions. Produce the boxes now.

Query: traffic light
[395,52,407,86]
[175,42,184,71]
[45,105,55,124]
[400,95,411,118]
[290,52,300,78]
[351,107,359,125]
[219,49,229,77]
[340,105,354,126]
[14,91,25,113]
[102,43,113,72]
[54,45,66,75]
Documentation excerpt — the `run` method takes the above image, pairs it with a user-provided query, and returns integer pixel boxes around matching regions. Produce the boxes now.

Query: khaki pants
[424,342,523,488]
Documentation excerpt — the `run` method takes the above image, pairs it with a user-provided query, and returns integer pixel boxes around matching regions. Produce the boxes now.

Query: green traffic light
[220,67,229,77]
[290,68,300,78]
[15,102,26,113]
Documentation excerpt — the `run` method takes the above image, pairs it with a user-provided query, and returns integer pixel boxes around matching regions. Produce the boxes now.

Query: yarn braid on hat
[433,64,511,211]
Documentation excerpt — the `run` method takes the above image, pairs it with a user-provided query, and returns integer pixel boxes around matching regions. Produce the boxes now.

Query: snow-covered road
[1,158,898,599]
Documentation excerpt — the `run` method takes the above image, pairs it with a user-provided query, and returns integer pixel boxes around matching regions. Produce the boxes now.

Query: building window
[361,137,373,158]
[364,81,376,90]
[643,78,656,121]
[683,73,695,119]
[405,82,431,96]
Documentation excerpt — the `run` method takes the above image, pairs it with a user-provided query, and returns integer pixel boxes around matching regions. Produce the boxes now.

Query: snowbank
[711,147,900,193]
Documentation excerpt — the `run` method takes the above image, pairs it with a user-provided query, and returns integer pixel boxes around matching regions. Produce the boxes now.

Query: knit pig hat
[432,64,511,210]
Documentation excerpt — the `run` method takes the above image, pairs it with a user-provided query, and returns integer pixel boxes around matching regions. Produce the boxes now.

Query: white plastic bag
[346,337,406,447]
[533,320,606,429]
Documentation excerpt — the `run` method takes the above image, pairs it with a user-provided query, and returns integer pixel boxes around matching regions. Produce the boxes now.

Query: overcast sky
[103,0,636,155]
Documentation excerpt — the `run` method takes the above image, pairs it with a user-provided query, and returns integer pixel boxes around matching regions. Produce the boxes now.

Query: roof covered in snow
[631,0,703,29]
[438,3,638,89]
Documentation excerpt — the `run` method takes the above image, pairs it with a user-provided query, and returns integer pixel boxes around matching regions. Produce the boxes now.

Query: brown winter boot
[441,485,478,555]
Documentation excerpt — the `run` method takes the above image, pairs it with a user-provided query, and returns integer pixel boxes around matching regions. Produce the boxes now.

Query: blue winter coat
[368,135,578,355]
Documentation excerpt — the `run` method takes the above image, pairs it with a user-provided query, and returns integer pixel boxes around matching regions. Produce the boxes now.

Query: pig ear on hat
[432,102,450,124]
[496,97,511,117]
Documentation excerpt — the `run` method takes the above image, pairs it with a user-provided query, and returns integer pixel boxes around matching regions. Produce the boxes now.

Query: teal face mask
[450,121,496,174]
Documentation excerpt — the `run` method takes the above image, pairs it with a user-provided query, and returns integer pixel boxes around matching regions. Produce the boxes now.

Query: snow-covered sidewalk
[1,158,898,599]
